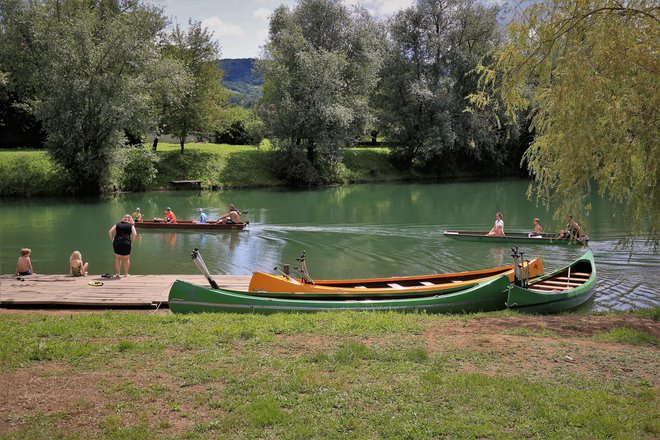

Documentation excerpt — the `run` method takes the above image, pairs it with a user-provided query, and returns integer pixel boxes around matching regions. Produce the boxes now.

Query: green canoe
[443,230,588,246]
[168,274,511,314]
[506,250,596,313]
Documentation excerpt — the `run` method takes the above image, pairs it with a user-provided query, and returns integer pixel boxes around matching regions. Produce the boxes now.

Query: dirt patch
[1,314,657,437]
[420,315,659,382]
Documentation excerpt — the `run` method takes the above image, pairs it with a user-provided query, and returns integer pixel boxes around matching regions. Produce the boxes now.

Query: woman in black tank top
[108,215,138,277]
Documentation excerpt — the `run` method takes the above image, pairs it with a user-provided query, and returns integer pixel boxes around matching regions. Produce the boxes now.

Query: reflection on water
[0,181,658,311]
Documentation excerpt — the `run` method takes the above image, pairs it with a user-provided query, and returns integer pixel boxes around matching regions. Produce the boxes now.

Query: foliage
[213,106,264,145]
[473,0,660,250]
[159,21,229,154]
[121,148,159,192]
[376,0,508,170]
[220,58,263,108]
[0,150,68,196]
[0,0,167,195]
[258,0,384,185]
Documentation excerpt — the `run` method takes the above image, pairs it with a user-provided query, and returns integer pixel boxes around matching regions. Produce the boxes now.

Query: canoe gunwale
[506,250,596,312]
[168,275,513,314]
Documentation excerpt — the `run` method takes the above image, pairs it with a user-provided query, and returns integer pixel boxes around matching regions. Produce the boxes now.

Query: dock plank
[0,274,251,307]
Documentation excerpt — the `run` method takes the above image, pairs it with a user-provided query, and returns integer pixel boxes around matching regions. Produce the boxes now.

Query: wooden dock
[0,274,251,308]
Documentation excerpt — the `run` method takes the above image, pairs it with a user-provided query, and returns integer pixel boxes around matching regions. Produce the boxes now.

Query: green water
[1,181,658,310]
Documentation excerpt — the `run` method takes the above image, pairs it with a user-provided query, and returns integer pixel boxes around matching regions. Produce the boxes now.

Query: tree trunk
[152,136,159,151]
[180,134,185,154]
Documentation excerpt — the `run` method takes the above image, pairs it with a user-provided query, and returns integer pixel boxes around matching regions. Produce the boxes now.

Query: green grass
[0,149,68,196]
[594,326,658,346]
[0,143,428,196]
[0,312,658,439]
[501,326,559,337]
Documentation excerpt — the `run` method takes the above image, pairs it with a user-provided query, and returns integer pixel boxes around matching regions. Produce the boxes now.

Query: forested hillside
[219,58,262,108]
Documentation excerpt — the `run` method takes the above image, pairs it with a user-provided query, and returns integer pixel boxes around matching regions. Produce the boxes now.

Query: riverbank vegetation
[1,0,657,246]
[0,310,657,438]
[0,143,439,196]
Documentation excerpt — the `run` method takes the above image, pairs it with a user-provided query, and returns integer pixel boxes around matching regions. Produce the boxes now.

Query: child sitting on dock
[69,250,89,277]
[16,248,33,276]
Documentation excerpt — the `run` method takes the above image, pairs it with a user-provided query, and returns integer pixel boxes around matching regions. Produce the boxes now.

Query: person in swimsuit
[109,214,137,278]
[486,212,505,237]
[16,248,33,276]
[216,204,241,224]
[557,214,583,240]
[69,250,89,277]
[195,208,207,224]
[528,218,543,237]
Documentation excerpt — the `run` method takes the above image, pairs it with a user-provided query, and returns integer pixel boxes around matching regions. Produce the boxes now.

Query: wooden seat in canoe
[388,283,404,289]
[555,276,589,282]
[420,281,436,287]
[541,280,584,287]
[570,272,591,277]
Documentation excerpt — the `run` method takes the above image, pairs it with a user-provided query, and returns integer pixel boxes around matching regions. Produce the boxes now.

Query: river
[1,180,658,311]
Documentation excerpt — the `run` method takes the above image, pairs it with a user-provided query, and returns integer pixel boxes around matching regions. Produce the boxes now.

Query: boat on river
[134,220,248,231]
[168,274,512,314]
[443,230,588,246]
[247,258,545,299]
[506,250,596,313]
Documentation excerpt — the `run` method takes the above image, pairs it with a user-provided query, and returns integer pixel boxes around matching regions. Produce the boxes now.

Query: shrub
[121,148,159,191]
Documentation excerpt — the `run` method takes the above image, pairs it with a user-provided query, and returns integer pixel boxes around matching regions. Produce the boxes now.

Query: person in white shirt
[486,212,505,237]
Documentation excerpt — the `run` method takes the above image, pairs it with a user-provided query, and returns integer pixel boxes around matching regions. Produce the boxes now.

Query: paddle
[191,248,219,289]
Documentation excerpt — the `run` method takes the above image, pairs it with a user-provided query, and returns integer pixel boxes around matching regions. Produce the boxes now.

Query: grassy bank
[0,311,657,438]
[0,143,416,197]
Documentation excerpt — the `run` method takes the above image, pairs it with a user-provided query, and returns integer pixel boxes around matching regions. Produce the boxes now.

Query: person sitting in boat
[557,214,582,241]
[132,207,143,223]
[195,208,207,224]
[216,204,241,224]
[528,217,543,238]
[155,207,177,224]
[485,212,505,237]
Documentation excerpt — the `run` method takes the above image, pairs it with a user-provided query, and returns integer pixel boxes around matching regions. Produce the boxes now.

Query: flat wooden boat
[168,275,512,314]
[506,250,596,313]
[246,258,544,299]
[443,230,588,246]
[134,220,248,231]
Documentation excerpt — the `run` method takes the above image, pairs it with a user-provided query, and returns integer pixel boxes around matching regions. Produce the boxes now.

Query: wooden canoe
[443,230,588,246]
[506,250,596,313]
[168,275,512,314]
[246,258,544,299]
[134,220,248,231]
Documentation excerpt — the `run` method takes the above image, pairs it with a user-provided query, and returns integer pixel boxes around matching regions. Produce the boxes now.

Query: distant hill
[219,58,263,108]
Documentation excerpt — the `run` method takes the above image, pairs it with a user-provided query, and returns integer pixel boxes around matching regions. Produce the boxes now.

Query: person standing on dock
[109,215,137,278]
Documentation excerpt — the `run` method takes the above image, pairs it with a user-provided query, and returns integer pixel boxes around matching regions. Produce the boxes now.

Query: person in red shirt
[155,207,177,223]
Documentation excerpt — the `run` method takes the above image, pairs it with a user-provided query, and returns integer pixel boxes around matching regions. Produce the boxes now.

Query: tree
[0,0,167,195]
[258,0,384,184]
[375,0,506,170]
[473,0,659,250]
[159,21,228,154]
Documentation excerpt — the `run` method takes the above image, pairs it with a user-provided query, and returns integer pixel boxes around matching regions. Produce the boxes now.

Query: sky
[148,0,422,59]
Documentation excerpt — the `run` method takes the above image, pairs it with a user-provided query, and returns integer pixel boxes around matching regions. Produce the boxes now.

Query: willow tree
[0,0,167,195]
[473,0,659,249]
